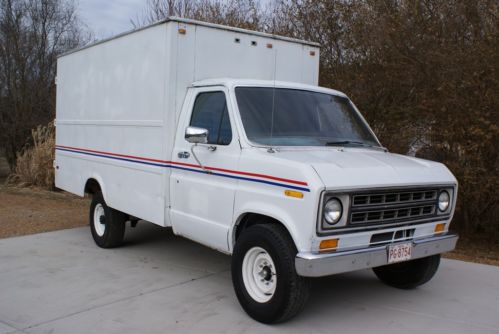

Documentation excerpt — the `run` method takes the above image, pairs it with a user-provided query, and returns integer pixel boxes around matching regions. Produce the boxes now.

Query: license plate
[388,242,413,263]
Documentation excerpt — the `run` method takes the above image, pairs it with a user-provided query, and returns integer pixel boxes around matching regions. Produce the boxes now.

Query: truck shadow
[122,221,394,321]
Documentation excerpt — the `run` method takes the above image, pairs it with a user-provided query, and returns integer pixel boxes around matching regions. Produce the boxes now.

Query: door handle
[178,151,190,159]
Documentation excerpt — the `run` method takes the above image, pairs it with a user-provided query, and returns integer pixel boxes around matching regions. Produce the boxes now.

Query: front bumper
[295,233,458,277]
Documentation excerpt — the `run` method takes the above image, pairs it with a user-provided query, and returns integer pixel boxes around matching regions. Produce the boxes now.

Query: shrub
[8,122,55,190]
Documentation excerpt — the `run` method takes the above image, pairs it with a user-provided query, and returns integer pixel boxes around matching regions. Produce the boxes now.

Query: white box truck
[55,17,458,323]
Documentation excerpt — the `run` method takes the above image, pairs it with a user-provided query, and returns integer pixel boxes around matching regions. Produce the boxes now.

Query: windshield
[235,87,380,147]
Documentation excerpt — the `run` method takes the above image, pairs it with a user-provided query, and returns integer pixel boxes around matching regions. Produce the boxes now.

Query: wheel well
[84,178,101,195]
[234,213,293,245]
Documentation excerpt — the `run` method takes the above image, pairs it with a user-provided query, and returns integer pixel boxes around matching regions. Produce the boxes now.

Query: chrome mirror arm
[190,144,211,174]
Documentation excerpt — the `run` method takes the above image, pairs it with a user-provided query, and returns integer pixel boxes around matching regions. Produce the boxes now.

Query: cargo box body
[55,17,320,226]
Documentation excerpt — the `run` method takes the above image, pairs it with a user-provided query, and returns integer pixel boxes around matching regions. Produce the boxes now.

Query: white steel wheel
[93,203,106,237]
[242,246,277,303]
[232,224,310,323]
[89,191,126,248]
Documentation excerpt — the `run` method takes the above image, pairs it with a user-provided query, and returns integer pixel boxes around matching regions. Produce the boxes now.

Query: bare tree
[2,0,495,235]
[278,0,498,234]
[0,0,89,169]
[137,0,499,234]
[131,0,272,31]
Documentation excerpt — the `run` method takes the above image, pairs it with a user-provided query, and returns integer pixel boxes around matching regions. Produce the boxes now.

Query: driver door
[170,86,240,252]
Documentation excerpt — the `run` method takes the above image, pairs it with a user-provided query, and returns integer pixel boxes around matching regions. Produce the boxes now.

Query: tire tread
[231,223,309,323]
[373,254,441,289]
[258,224,309,323]
[90,192,126,248]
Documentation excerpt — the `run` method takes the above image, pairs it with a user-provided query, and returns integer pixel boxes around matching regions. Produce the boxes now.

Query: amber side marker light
[434,223,446,233]
[178,28,186,34]
[320,239,338,251]
[284,190,304,199]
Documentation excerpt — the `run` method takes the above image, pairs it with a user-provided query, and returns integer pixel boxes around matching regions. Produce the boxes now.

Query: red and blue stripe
[55,145,310,192]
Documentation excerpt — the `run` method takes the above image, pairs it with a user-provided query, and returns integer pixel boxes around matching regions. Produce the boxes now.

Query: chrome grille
[350,189,438,225]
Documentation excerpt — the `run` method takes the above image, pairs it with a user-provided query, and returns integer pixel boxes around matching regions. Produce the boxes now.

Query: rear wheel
[90,192,126,248]
[231,224,309,323]
[373,254,441,289]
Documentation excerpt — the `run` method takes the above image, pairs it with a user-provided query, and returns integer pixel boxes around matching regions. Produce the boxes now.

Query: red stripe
[170,160,309,186]
[56,145,308,186]
[56,145,168,164]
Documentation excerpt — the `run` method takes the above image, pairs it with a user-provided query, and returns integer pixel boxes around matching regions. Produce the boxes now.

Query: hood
[274,148,456,190]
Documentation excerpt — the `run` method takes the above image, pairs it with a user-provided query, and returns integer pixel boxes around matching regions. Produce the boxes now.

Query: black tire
[231,224,310,324]
[373,254,441,289]
[89,191,126,248]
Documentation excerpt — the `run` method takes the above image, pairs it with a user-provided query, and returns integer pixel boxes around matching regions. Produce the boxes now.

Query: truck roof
[192,78,347,98]
[60,16,320,58]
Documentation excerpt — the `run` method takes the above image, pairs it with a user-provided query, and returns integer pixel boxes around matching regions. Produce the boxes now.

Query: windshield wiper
[325,140,368,147]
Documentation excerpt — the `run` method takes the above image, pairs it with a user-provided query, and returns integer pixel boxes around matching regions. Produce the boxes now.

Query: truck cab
[161,77,458,322]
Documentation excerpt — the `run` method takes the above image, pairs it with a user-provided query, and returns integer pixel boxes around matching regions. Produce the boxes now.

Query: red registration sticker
[388,242,413,264]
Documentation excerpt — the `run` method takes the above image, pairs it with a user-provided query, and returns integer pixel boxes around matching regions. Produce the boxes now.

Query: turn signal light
[320,238,338,251]
[434,223,445,233]
[284,190,304,199]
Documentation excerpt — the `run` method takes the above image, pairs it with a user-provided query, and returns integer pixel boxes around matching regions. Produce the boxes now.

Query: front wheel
[373,254,441,289]
[90,192,126,248]
[231,224,309,323]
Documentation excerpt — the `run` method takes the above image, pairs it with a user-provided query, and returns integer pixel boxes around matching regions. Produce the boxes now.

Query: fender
[84,173,108,202]
[230,203,308,254]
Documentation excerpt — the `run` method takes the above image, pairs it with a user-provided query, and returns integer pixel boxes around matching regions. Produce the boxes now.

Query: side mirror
[185,126,208,144]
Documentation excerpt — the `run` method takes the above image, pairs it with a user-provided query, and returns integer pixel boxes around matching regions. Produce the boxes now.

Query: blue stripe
[56,147,310,192]
[169,165,310,192]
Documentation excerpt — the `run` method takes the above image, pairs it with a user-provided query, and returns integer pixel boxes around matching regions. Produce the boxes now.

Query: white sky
[77,0,147,38]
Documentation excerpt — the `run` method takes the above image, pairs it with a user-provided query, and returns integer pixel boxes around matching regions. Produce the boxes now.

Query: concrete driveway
[0,224,498,334]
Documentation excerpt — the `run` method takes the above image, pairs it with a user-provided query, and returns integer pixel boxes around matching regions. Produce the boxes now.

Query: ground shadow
[121,221,392,321]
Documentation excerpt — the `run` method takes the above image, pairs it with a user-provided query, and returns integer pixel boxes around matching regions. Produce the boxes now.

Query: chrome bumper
[295,233,459,277]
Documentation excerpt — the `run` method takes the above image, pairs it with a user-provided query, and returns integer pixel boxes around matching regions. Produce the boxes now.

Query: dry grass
[8,122,55,189]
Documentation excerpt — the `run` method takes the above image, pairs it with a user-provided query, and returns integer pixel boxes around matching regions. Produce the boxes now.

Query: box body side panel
[55,24,171,226]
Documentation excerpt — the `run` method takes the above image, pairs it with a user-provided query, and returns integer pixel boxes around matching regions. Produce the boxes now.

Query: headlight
[438,191,450,212]
[324,198,343,224]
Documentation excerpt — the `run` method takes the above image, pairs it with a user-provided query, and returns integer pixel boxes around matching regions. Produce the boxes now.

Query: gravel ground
[443,234,499,266]
[0,185,89,239]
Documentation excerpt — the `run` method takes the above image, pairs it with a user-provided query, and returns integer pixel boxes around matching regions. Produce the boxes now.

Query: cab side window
[190,91,232,145]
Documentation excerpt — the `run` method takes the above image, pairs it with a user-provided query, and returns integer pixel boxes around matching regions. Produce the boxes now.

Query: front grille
[350,188,438,225]
[352,190,437,206]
